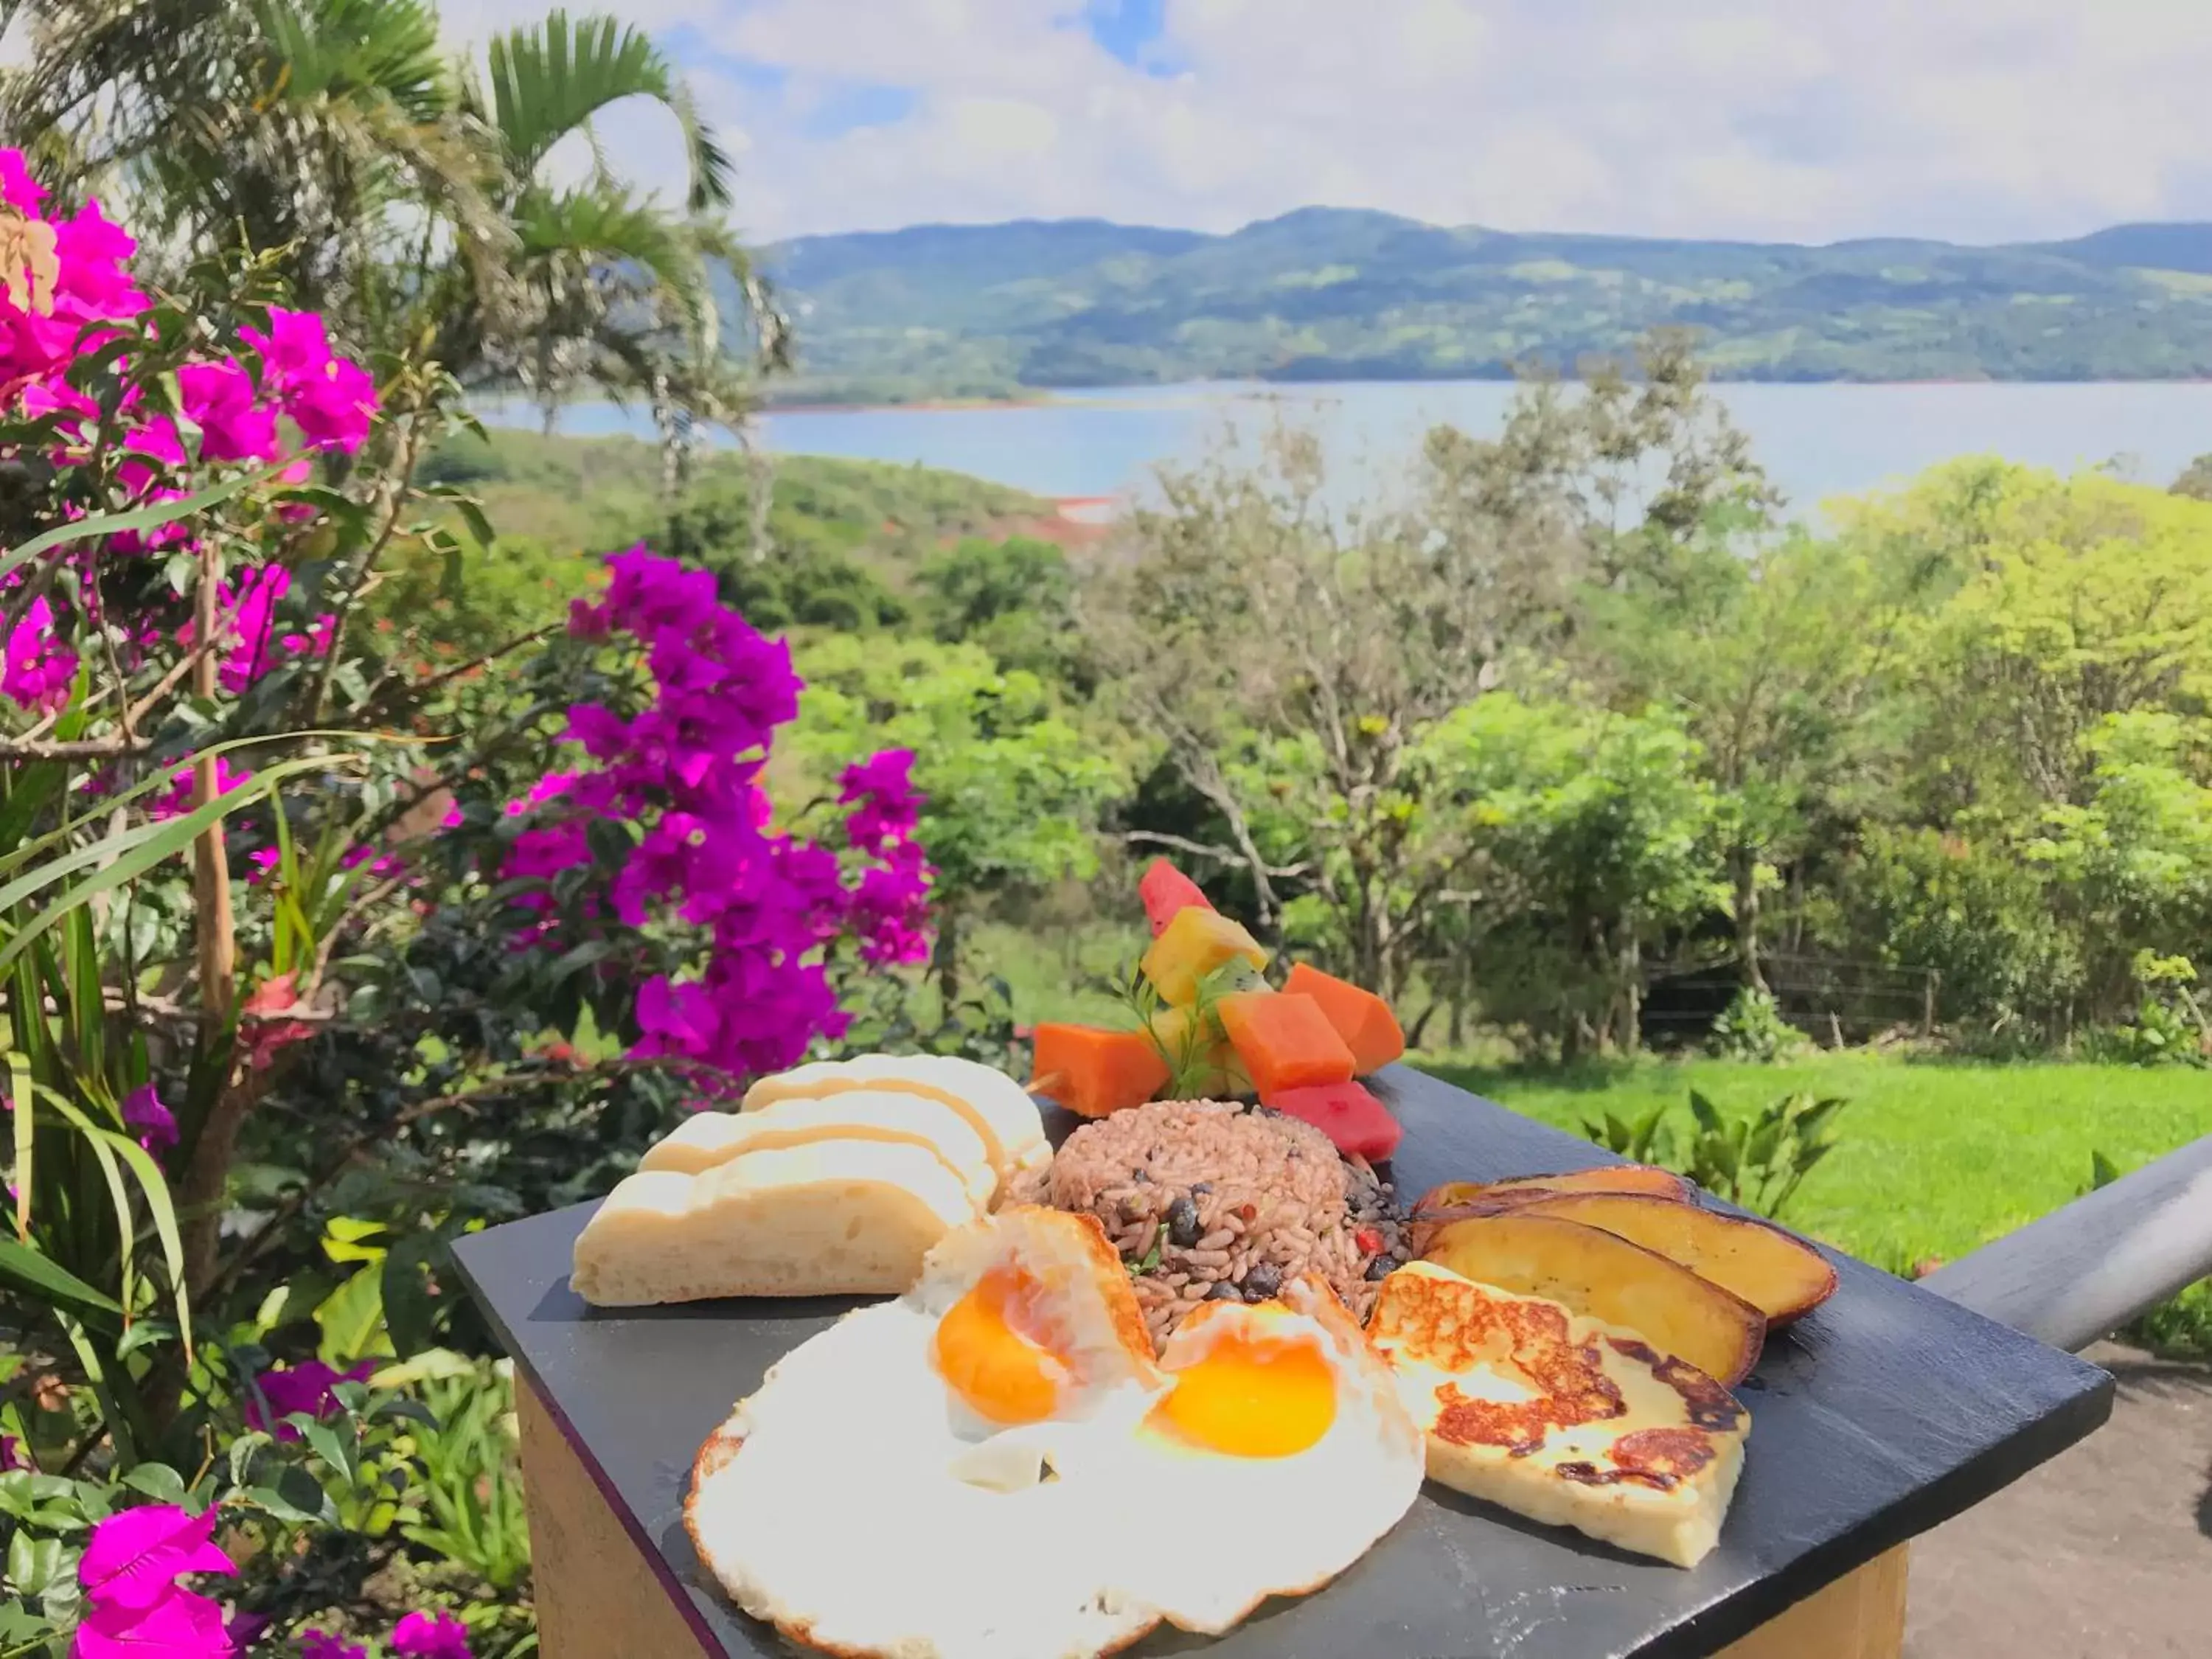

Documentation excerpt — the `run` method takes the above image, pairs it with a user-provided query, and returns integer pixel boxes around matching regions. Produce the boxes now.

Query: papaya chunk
[1218,992,1355,1096]
[1029,1024,1169,1119]
[1281,961,1405,1074]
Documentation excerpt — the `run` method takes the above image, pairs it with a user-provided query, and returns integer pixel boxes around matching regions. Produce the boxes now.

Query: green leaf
[0,1239,123,1318]
[0,751,361,984]
[545,939,616,983]
[246,1472,328,1526]
[381,1236,443,1358]
[1794,1097,1850,1142]
[299,1419,358,1487]
[0,764,63,865]
[313,1263,388,1366]
[1687,1089,1725,1135]
[5,1531,61,1597]
[7,1051,29,1243]
[30,1093,190,1354]
[2090,1150,2121,1189]
[0,1599,55,1641]
[0,467,273,582]
[120,1464,186,1504]
[115,1321,178,1359]
[228,1431,274,1492]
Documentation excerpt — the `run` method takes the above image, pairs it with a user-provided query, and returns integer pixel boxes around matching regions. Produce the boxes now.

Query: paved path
[1903,1341,2211,1658]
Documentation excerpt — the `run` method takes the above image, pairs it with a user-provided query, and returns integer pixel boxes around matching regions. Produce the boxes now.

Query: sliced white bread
[639,1091,996,1208]
[570,1140,978,1306]
[740,1054,1050,1182]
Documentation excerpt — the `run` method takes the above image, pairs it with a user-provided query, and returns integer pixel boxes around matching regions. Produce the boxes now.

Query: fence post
[1921,970,1938,1038]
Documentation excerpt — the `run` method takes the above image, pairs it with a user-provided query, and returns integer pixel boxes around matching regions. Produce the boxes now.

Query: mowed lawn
[1415,1054,2212,1272]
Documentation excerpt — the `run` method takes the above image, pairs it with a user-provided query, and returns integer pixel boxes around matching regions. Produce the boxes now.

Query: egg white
[685,1215,1424,1659]
[1115,1277,1428,1635]
[686,1207,1172,1659]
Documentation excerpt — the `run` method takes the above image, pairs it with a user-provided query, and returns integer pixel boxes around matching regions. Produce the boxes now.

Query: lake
[477,380,2212,516]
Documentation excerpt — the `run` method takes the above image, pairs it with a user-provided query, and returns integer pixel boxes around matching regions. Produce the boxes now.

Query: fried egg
[684,1208,1424,1659]
[685,1206,1168,1659]
[1115,1276,1427,1635]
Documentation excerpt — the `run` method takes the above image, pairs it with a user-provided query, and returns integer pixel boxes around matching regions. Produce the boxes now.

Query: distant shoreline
[765,392,1060,414]
[757,375,2212,417]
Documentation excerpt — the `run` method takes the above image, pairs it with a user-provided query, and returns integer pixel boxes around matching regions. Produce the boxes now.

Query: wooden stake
[189,540,235,1012]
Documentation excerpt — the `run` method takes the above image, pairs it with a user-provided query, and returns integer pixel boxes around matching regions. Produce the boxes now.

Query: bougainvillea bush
[0,150,932,1654]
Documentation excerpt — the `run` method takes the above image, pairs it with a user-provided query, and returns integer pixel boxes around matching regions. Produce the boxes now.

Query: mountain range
[751,209,2212,400]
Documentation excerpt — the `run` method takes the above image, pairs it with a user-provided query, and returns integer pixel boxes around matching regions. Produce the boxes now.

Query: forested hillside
[757,209,2212,399]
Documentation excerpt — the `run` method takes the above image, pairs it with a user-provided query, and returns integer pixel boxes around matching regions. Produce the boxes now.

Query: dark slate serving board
[453,1063,2113,1659]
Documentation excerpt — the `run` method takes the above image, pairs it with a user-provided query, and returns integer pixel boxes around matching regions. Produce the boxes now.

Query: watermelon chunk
[1138,858,1214,937]
[1259,1080,1403,1163]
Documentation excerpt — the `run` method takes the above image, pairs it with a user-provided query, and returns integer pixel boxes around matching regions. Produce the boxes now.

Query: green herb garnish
[1110,954,1262,1100]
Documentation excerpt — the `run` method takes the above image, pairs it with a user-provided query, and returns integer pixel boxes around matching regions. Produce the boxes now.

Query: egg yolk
[931,1265,1071,1425]
[1153,1328,1338,1458]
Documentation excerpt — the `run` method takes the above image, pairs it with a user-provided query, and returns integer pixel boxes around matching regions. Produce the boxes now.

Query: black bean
[1165,1195,1202,1248]
[1366,1255,1397,1281]
[1206,1280,1243,1302]
[1191,1180,1213,1194]
[1131,1168,1151,1183]
[1242,1262,1283,1301]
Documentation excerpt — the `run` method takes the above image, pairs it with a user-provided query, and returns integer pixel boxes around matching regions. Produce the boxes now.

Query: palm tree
[456,10,790,443]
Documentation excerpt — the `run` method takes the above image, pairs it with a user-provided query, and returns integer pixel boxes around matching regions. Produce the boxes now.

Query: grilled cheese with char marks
[1368,1260,1749,1568]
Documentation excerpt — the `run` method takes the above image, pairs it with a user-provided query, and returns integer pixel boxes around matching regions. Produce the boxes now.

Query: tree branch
[0,735,151,758]
[1121,830,1310,881]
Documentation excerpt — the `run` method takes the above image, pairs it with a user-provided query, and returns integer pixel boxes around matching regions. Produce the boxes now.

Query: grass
[1419,1052,2212,1273]
[968,918,1133,1026]
[428,428,1046,560]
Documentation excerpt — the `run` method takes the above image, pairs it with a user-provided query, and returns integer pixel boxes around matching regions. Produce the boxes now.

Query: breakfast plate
[453,1063,2112,1659]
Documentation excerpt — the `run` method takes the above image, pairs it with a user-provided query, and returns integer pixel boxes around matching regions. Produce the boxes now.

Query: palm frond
[484,9,732,212]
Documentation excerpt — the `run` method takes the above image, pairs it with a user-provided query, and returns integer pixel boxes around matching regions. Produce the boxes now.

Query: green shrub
[1583,1090,1849,1220]
[2087,953,2210,1067]
[1706,987,1808,1062]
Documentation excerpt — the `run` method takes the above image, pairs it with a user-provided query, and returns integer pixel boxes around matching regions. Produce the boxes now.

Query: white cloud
[448,0,2212,246]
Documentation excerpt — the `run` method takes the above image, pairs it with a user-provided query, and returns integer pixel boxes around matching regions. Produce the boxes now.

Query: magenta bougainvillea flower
[243,1360,375,1440]
[296,1633,365,1659]
[389,1611,472,1658]
[73,1588,234,1658]
[72,1502,238,1658]
[147,758,253,823]
[501,548,934,1089]
[2,595,76,711]
[0,146,373,718]
[122,1083,176,1154]
[77,1504,234,1613]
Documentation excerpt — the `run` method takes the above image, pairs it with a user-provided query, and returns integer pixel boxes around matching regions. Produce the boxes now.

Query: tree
[2174,453,2212,501]
[1839,462,2212,817]
[786,633,1126,998]
[0,1,781,432]
[1575,523,1938,988]
[463,11,786,445]
[1085,339,1770,1006]
[1417,696,1728,1055]
[1084,425,1502,1001]
[916,534,1087,689]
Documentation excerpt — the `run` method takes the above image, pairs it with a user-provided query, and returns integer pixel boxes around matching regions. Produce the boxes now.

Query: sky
[444,0,2212,248]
